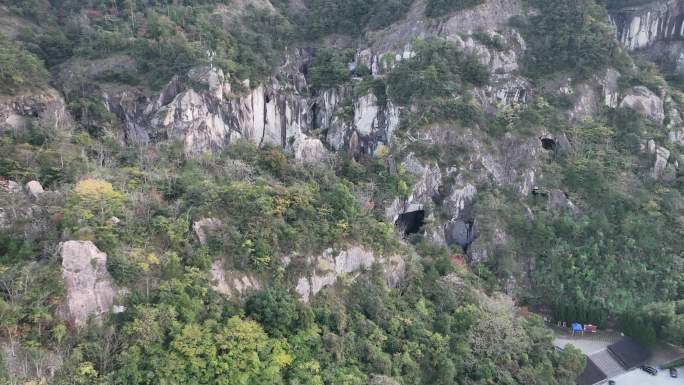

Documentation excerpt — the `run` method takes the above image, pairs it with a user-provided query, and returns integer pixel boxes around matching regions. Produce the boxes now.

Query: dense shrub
[246,288,307,337]
[521,0,625,78]
[386,38,489,105]
[309,49,353,91]
[504,113,684,330]
[0,34,47,94]
[601,0,656,8]
[303,0,414,37]
[425,0,485,18]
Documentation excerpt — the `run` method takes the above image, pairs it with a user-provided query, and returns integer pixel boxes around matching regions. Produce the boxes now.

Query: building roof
[576,356,607,385]
[608,337,651,370]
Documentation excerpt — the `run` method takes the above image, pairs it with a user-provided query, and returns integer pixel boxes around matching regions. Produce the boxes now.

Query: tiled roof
[576,356,607,385]
[608,337,651,370]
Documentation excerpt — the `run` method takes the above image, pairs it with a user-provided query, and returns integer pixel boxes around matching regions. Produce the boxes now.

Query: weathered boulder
[0,88,71,133]
[652,145,671,179]
[60,241,117,327]
[0,179,20,194]
[620,86,665,123]
[293,136,330,163]
[25,180,44,199]
[192,218,224,245]
[105,216,121,226]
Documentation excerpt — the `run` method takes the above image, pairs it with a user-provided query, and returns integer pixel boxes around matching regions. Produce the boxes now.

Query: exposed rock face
[369,0,523,55]
[669,126,684,145]
[0,88,70,132]
[484,76,530,109]
[295,246,405,302]
[444,183,477,221]
[666,98,684,145]
[442,182,480,250]
[60,241,117,327]
[386,154,442,222]
[601,68,622,108]
[609,0,684,51]
[652,144,672,178]
[570,83,599,121]
[546,190,580,215]
[210,260,261,297]
[192,218,224,245]
[150,88,231,154]
[89,2,530,161]
[385,118,545,257]
[446,220,479,250]
[620,86,665,123]
[102,65,399,160]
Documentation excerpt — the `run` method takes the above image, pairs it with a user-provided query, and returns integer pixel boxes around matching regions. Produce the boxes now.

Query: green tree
[522,0,624,78]
[0,33,47,94]
[246,288,303,337]
[310,49,352,91]
[425,0,485,18]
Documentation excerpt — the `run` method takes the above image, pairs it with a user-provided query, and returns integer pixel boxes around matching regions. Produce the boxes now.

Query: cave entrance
[311,102,318,131]
[395,210,425,237]
[541,137,556,151]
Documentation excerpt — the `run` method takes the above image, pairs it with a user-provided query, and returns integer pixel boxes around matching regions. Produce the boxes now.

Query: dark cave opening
[541,137,556,151]
[395,210,426,237]
[311,102,318,131]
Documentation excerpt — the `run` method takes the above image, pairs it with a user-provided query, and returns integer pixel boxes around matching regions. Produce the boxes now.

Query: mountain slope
[1,0,684,384]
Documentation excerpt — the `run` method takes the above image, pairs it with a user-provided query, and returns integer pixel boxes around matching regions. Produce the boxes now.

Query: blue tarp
[572,322,583,332]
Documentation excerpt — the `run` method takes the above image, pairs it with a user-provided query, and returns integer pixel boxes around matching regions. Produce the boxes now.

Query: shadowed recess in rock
[395,210,425,236]
[541,137,556,151]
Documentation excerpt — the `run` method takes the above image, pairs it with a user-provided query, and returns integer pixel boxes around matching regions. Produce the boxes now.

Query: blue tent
[572,322,583,334]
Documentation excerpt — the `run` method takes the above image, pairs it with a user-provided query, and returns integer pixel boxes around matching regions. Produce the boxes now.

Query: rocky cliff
[4,0,684,326]
[609,0,684,50]
[43,0,680,274]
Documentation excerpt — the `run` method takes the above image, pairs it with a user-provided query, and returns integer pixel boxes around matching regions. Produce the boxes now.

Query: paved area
[551,325,684,384]
[648,343,684,368]
[553,328,622,355]
[606,366,684,385]
[590,349,624,378]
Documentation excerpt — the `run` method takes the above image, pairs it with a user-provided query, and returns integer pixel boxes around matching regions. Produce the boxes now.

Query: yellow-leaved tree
[67,178,125,226]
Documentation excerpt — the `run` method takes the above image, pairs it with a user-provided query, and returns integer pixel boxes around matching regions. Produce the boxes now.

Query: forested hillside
[0,0,683,384]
